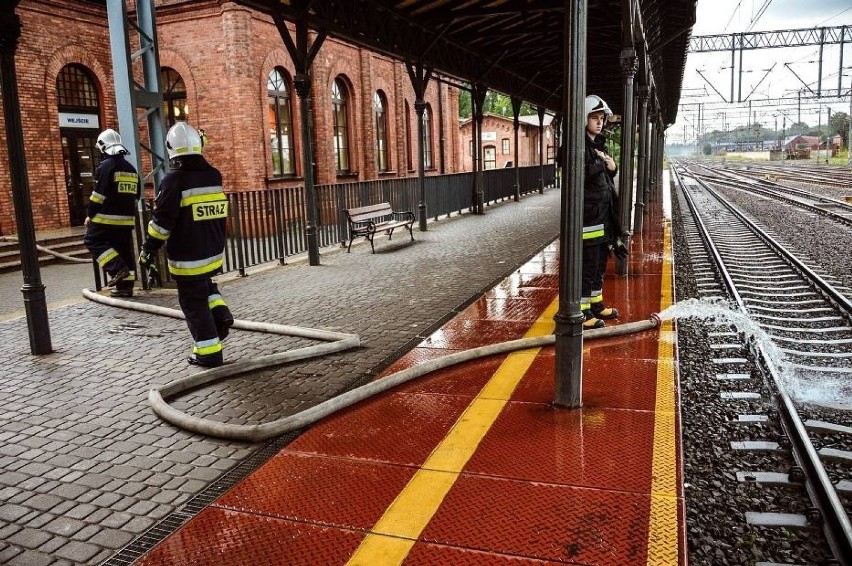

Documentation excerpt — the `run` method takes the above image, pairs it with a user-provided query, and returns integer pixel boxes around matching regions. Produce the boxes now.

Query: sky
[671,0,852,143]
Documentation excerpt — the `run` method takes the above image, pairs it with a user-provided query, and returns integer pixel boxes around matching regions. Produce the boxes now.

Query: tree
[829,111,849,148]
[458,89,472,118]
[789,121,809,135]
[458,87,535,118]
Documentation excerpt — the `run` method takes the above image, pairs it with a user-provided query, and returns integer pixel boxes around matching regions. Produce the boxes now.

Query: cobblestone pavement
[0,262,94,321]
[0,189,560,565]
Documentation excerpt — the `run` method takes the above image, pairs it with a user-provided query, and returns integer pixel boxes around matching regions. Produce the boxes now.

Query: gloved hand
[613,238,628,259]
[138,249,153,267]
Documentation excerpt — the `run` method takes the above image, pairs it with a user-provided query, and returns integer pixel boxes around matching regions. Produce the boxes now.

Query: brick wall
[1,0,461,234]
[458,114,554,171]
[1,0,116,235]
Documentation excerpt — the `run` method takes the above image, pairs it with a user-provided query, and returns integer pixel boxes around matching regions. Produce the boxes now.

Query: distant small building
[781,134,819,152]
[830,134,843,149]
[458,113,555,171]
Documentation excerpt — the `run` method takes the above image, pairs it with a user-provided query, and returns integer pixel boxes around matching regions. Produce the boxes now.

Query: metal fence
[146,164,555,279]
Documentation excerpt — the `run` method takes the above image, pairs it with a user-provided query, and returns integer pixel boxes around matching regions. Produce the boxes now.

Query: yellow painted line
[347,298,559,565]
[646,203,681,564]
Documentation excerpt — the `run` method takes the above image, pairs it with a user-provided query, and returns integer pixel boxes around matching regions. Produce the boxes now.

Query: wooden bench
[343,202,415,253]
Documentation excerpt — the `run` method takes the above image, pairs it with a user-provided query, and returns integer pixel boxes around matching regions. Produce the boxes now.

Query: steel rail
[671,162,852,565]
[685,166,852,229]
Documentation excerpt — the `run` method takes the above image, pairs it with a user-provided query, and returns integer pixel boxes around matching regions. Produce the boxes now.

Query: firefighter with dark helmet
[138,122,234,368]
[84,128,139,297]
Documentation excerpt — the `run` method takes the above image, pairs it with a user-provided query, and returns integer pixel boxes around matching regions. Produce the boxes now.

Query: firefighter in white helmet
[581,95,628,329]
[84,128,139,297]
[139,122,234,367]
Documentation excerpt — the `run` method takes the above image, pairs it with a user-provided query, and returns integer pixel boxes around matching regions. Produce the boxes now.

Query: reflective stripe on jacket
[88,155,139,227]
[582,134,620,246]
[145,155,227,281]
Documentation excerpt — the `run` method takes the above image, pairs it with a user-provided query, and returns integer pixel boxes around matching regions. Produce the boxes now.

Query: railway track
[725,162,852,192]
[671,160,852,565]
[680,159,852,224]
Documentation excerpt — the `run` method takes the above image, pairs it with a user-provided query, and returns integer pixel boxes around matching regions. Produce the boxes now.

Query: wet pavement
[128,179,681,565]
[0,189,562,565]
[0,262,94,321]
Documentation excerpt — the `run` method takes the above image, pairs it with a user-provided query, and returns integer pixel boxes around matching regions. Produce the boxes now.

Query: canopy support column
[554,0,587,409]
[276,9,326,266]
[616,47,637,276]
[406,61,433,231]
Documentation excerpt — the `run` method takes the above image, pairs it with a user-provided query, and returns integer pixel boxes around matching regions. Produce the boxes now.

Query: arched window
[268,68,296,176]
[422,103,433,169]
[56,64,99,110]
[404,100,412,171]
[374,91,389,172]
[331,78,350,173]
[160,67,188,126]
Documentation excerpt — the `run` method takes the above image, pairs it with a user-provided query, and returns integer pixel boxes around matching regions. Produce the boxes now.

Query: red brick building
[458,113,555,171]
[0,0,461,235]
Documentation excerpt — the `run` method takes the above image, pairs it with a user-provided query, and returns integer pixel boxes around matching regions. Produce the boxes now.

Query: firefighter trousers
[84,224,135,292]
[581,242,610,310]
[177,278,233,365]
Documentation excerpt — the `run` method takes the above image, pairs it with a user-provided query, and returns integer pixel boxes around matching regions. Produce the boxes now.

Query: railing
[150,164,555,278]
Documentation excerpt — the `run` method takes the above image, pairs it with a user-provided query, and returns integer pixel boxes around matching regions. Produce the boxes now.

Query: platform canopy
[242,0,696,126]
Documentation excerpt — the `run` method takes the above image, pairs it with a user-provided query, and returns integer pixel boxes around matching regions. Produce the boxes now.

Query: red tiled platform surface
[138,213,682,565]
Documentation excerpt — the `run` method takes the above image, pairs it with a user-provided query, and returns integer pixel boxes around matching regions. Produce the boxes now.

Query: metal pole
[511,97,521,201]
[415,98,427,230]
[294,73,320,265]
[553,0,587,408]
[633,86,649,234]
[616,47,637,276]
[0,2,52,354]
[273,13,324,264]
[471,83,486,214]
[848,73,851,168]
[826,106,831,163]
[405,61,432,230]
[538,106,545,194]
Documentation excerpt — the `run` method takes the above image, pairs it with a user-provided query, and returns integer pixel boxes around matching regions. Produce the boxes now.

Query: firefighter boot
[582,309,605,330]
[187,353,224,368]
[105,266,130,287]
[592,303,619,320]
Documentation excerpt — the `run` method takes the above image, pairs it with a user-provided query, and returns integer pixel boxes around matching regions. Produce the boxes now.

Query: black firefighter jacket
[583,134,622,246]
[88,154,139,228]
[144,155,227,281]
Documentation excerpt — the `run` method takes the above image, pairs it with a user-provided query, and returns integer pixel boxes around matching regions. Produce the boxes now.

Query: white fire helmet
[166,122,203,160]
[96,128,128,156]
[585,95,612,119]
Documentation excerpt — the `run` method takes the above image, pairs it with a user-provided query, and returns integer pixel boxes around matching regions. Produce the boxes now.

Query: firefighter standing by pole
[138,122,234,368]
[84,128,139,297]
[581,95,629,330]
